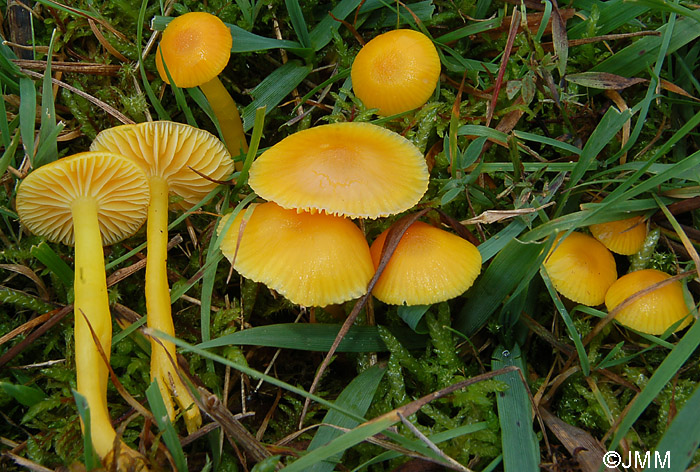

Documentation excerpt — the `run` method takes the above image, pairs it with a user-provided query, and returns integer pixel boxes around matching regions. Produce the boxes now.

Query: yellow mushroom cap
[589,216,647,255]
[218,202,374,307]
[155,11,233,88]
[248,122,429,219]
[369,221,482,305]
[91,121,233,209]
[16,152,149,246]
[605,269,692,335]
[351,29,440,116]
[543,232,617,306]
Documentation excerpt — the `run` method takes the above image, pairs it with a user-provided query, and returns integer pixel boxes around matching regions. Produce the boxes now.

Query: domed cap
[248,122,429,219]
[351,29,440,116]
[543,232,617,306]
[589,216,647,255]
[605,269,692,335]
[91,121,233,208]
[218,202,374,307]
[369,221,482,305]
[16,152,149,246]
[155,11,233,88]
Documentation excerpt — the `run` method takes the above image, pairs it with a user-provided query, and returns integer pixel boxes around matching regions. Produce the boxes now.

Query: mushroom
[155,11,248,157]
[605,269,693,335]
[91,121,234,432]
[351,29,441,116]
[543,232,617,306]
[16,152,149,469]
[218,202,374,307]
[589,215,647,255]
[368,221,482,305]
[248,122,429,219]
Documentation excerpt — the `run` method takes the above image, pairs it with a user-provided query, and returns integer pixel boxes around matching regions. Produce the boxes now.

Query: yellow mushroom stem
[199,77,248,160]
[72,198,145,468]
[145,176,201,433]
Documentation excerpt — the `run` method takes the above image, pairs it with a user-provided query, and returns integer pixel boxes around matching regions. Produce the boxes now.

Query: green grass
[1,0,699,471]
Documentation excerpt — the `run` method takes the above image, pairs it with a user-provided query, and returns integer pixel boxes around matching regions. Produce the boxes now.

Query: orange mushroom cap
[605,269,693,335]
[543,232,617,306]
[369,221,481,305]
[155,11,233,88]
[351,29,440,116]
[589,215,647,255]
[16,152,149,246]
[91,121,233,208]
[218,202,374,307]
[248,122,429,219]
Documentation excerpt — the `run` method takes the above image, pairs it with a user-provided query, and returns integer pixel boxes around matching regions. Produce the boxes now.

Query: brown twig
[299,208,432,426]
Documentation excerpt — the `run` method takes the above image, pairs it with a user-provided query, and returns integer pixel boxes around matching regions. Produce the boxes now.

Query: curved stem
[72,198,145,468]
[200,76,248,160]
[146,176,201,433]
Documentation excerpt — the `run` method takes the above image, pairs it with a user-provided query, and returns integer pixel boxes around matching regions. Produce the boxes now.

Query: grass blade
[492,345,539,472]
[19,77,36,164]
[591,16,699,77]
[30,241,73,288]
[609,320,700,450]
[649,383,700,471]
[456,238,547,336]
[72,390,101,470]
[284,417,397,472]
[285,0,312,48]
[540,268,590,375]
[197,324,427,352]
[35,29,59,168]
[145,381,188,472]
[241,60,311,131]
[306,365,386,472]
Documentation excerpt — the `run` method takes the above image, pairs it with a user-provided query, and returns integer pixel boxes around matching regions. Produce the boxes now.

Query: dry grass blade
[396,411,472,472]
[88,19,129,62]
[11,59,122,75]
[0,309,55,347]
[106,234,183,288]
[550,0,569,77]
[0,263,49,300]
[2,452,54,472]
[582,271,695,347]
[653,196,700,279]
[299,208,432,426]
[568,30,660,47]
[436,208,480,245]
[604,90,630,164]
[460,202,554,225]
[540,408,620,472]
[485,8,520,128]
[0,305,72,368]
[19,68,134,124]
[40,0,130,41]
[144,331,275,467]
[80,309,154,420]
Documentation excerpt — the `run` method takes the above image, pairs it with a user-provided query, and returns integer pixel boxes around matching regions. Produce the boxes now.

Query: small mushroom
[543,232,617,306]
[248,122,429,219]
[351,29,441,116]
[91,121,234,433]
[605,269,693,335]
[218,202,374,307]
[16,152,149,469]
[589,215,647,255]
[156,11,248,157]
[369,221,482,305]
